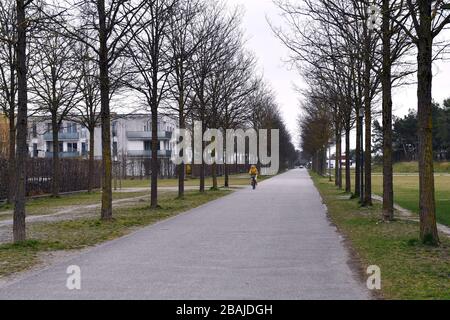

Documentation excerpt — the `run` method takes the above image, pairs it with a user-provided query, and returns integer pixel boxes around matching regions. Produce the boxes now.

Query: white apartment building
[27,114,177,162]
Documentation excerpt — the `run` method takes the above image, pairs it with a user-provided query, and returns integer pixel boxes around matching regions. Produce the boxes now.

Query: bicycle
[250,175,257,190]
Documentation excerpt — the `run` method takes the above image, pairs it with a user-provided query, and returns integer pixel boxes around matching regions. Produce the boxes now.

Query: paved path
[0,169,370,300]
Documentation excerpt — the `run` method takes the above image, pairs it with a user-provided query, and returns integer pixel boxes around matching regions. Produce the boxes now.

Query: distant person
[249,165,259,190]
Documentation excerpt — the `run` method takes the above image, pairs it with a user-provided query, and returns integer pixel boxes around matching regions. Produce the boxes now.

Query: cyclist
[249,165,259,189]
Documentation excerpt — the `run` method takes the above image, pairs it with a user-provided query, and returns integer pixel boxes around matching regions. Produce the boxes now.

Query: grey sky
[227,0,303,146]
[227,0,450,150]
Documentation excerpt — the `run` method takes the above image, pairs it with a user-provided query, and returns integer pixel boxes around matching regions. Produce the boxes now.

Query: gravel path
[0,195,150,244]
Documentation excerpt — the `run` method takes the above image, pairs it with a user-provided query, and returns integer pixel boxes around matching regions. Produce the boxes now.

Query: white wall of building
[28,114,177,160]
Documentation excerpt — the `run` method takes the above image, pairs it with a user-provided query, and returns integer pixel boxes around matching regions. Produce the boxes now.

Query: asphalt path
[0,169,370,300]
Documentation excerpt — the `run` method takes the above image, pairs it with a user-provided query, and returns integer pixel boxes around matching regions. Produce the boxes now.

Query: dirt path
[0,195,150,244]
[371,194,450,237]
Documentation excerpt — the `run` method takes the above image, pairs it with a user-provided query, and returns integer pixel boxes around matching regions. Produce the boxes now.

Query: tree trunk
[345,127,351,193]
[7,111,15,204]
[354,109,361,198]
[88,128,95,193]
[334,129,339,186]
[212,162,217,189]
[177,118,185,199]
[199,120,205,193]
[13,0,27,242]
[363,35,372,206]
[321,148,327,176]
[224,165,229,187]
[224,134,229,187]
[51,116,60,197]
[98,0,113,220]
[416,0,439,245]
[151,104,159,208]
[382,0,394,221]
[336,132,342,189]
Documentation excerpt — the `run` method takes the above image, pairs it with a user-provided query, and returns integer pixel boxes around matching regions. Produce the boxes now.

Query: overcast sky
[226,0,450,149]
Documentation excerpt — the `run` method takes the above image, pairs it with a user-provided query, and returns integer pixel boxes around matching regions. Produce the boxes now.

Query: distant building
[27,114,177,163]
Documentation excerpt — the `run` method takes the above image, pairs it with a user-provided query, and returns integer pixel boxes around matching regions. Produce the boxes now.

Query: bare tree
[166,0,201,198]
[46,0,148,219]
[393,0,450,245]
[298,94,333,175]
[72,42,101,193]
[190,1,242,192]
[218,54,257,188]
[13,0,30,242]
[125,0,179,208]
[249,84,298,172]
[29,21,82,197]
[378,0,415,220]
[204,22,254,190]
[0,0,17,204]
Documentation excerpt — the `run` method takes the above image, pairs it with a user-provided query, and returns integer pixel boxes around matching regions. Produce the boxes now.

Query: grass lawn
[372,161,450,173]
[371,175,450,227]
[345,170,450,227]
[311,172,450,300]
[0,191,149,218]
[0,190,231,278]
[121,174,268,188]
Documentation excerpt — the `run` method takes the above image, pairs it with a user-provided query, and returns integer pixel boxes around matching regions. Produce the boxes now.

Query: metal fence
[0,157,252,200]
[0,158,102,200]
[118,158,248,180]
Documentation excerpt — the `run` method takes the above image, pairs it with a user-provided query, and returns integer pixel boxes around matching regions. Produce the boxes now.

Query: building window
[32,123,37,138]
[82,142,87,156]
[112,121,117,137]
[144,121,151,132]
[67,123,77,133]
[33,143,38,157]
[67,143,77,152]
[113,141,118,157]
[144,141,151,151]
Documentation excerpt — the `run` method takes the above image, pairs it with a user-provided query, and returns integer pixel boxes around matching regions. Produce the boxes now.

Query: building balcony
[45,151,80,158]
[126,131,172,141]
[43,132,80,141]
[127,150,172,158]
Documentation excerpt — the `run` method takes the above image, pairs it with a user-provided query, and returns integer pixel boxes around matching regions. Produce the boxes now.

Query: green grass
[372,161,450,173]
[0,191,149,218]
[345,170,450,227]
[121,174,268,188]
[311,172,450,300]
[0,190,231,277]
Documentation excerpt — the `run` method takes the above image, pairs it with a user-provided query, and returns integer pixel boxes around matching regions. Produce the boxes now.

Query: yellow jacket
[249,166,258,176]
